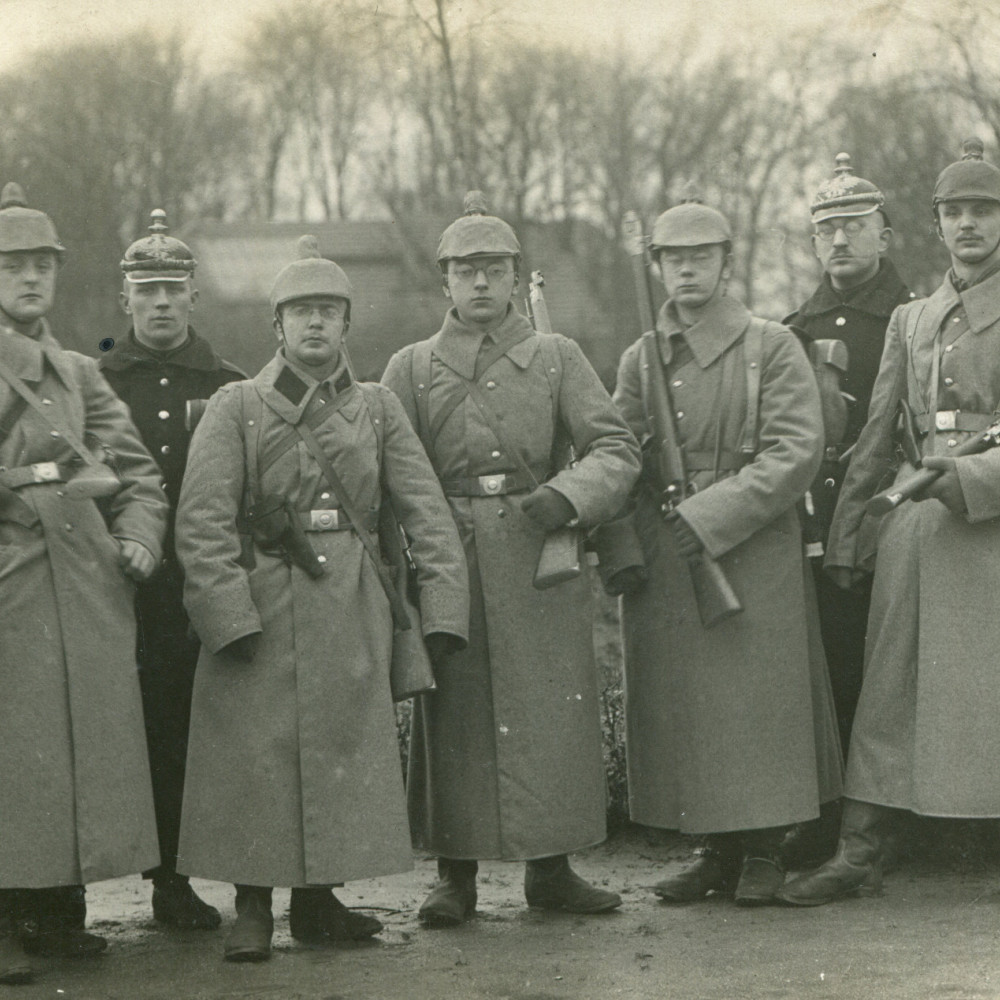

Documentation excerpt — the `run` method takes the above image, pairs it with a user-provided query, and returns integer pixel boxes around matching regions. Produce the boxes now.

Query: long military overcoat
[827,267,1000,816]
[382,306,640,860]
[0,324,166,887]
[175,351,468,887]
[614,296,843,834]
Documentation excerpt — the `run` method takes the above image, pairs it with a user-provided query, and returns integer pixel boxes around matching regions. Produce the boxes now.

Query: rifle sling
[292,420,411,631]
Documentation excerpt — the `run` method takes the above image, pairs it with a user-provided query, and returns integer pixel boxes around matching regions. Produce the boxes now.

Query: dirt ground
[9,828,1000,1000]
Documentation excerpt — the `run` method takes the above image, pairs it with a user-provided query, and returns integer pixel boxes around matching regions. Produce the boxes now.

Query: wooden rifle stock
[623,211,742,628]
[865,420,1000,516]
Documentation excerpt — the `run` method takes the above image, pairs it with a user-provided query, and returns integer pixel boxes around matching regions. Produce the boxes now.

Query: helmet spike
[148,209,168,234]
[297,234,322,260]
[833,153,854,176]
[0,182,27,210]
[462,190,489,216]
[962,137,985,161]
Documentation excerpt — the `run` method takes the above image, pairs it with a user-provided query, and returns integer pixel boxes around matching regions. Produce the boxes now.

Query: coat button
[672,379,682,388]
[158,410,170,419]
[491,450,501,459]
[497,509,506,517]
[676,411,684,419]
[944,377,954,386]
[947,438,958,448]
[317,555,327,564]
[486,380,497,389]
[41,397,53,405]
[835,316,846,327]
[945,345,954,353]
[49,430,60,438]
[160,445,170,455]
[953,315,962,323]
[159,377,169,387]
[64,523,73,531]
[320,492,330,500]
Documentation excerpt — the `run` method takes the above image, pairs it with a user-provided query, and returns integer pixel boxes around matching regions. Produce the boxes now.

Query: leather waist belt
[297,508,378,532]
[915,411,996,434]
[0,461,71,488]
[441,471,536,497]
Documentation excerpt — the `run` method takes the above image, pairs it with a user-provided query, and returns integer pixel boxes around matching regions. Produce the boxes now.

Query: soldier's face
[120,279,197,351]
[0,250,57,329]
[812,213,889,290]
[445,256,517,331]
[275,296,347,369]
[938,199,1000,265]
[657,245,730,309]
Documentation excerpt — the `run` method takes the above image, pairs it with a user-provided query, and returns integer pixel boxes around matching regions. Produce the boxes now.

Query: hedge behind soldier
[98,211,244,931]
[0,184,167,985]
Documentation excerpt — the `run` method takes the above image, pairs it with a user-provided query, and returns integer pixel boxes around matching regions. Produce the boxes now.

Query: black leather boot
[524,855,621,914]
[289,887,382,943]
[0,893,31,986]
[734,826,787,907]
[418,859,478,927]
[777,799,886,906]
[20,887,105,958]
[654,833,742,902]
[224,885,273,962]
[152,874,221,930]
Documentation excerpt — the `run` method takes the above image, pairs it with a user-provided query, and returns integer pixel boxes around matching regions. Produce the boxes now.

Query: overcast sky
[0,0,978,75]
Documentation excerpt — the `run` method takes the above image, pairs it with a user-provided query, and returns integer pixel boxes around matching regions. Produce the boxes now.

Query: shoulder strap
[293,419,410,630]
[0,354,100,467]
[240,383,263,502]
[537,334,562,427]
[411,342,434,456]
[738,317,766,461]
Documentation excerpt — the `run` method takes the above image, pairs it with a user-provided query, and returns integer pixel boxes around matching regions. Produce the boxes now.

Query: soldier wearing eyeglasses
[382,192,640,926]
[783,156,911,764]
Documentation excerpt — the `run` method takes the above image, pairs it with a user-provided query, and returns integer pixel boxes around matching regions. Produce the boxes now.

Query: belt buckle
[31,461,61,483]
[479,473,506,495]
[935,410,957,432]
[310,509,340,530]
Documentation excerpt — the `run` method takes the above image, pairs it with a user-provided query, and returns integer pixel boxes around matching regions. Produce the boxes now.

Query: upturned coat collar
[98,327,225,372]
[656,295,752,368]
[254,349,358,425]
[431,305,537,379]
[0,319,75,386]
[918,265,1000,338]
[794,259,909,320]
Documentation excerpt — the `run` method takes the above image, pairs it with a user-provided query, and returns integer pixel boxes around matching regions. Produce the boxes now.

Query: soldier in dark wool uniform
[784,154,912,756]
[98,211,244,930]
[780,139,1000,907]
[382,193,640,927]
[0,184,166,985]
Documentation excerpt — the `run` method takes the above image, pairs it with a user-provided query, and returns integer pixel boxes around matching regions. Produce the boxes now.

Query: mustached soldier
[780,140,1000,906]
[0,184,167,984]
[382,193,640,925]
[98,211,245,931]
[175,237,468,962]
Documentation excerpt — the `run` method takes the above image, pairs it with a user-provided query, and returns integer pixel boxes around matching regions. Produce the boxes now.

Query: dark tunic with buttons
[99,328,243,877]
[828,266,1000,815]
[383,307,640,860]
[0,323,166,886]
[784,260,912,752]
[175,350,468,886]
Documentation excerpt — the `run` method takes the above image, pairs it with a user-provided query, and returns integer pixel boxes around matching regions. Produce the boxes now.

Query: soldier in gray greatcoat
[382,193,640,926]
[175,238,468,962]
[780,140,1000,906]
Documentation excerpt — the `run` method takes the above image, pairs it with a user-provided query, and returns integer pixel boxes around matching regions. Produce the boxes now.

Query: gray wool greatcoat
[382,306,641,861]
[614,296,843,834]
[175,351,468,887]
[0,323,166,887]
[828,267,1000,817]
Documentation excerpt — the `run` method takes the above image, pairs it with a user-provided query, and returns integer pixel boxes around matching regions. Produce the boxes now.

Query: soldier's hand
[605,565,648,596]
[825,565,865,590]
[221,633,260,664]
[119,539,157,581]
[424,631,464,667]
[666,511,703,558]
[914,456,968,514]
[520,486,576,531]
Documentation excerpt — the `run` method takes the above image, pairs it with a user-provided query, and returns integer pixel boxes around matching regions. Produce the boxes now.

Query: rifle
[622,210,742,628]
[524,270,585,590]
[865,418,1000,515]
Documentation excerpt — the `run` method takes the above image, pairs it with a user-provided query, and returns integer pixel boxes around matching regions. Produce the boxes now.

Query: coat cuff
[191,613,262,656]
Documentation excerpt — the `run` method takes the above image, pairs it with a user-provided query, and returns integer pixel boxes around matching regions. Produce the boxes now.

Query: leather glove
[520,486,576,531]
[666,511,703,558]
[119,539,157,581]
[915,456,968,514]
[605,565,648,597]
[221,633,261,664]
[423,631,464,667]
[825,565,868,591]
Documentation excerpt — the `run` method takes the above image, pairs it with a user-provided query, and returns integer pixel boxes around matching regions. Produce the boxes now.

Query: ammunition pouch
[245,494,325,579]
[592,511,647,595]
[893,398,923,468]
[185,398,210,434]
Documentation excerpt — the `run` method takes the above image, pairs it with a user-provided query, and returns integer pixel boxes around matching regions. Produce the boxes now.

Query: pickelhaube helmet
[121,209,196,283]
[269,235,353,318]
[810,153,886,223]
[932,138,1000,207]
[0,182,65,255]
[649,183,733,250]
[436,190,521,266]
